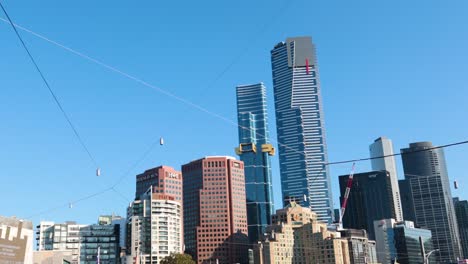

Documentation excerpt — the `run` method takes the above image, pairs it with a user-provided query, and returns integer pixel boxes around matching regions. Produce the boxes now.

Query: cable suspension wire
[326,140,468,166]
[0,2,98,167]
[1,3,466,221]
[198,0,295,96]
[24,139,468,220]
[0,15,325,168]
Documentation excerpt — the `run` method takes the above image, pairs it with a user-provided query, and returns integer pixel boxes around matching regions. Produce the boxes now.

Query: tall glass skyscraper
[235,83,274,243]
[270,36,333,223]
[400,142,462,263]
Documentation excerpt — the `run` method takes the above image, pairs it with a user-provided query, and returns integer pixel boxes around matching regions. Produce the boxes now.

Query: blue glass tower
[235,83,274,243]
[271,36,333,223]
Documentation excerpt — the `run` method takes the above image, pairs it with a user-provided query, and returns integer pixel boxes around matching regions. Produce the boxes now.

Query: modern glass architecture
[271,36,333,223]
[79,224,120,264]
[369,137,403,221]
[235,82,274,243]
[36,220,120,264]
[400,141,462,263]
[338,170,396,239]
[453,197,468,259]
[374,219,434,264]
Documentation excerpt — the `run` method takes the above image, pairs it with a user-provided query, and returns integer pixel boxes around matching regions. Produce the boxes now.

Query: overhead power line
[0,2,98,167]
[326,140,468,166]
[0,15,322,169]
[1,3,466,220]
[23,139,468,220]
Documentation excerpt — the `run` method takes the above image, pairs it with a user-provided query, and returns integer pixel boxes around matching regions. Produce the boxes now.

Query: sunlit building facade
[235,82,275,243]
[271,36,333,223]
[254,203,351,264]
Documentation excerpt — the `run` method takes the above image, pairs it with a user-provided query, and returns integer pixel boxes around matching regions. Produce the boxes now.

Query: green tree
[160,253,196,264]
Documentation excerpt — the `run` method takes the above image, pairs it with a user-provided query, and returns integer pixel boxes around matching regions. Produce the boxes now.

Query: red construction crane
[339,163,356,227]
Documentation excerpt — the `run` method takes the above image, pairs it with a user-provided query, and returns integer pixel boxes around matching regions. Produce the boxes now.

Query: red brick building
[182,156,249,264]
[135,165,183,204]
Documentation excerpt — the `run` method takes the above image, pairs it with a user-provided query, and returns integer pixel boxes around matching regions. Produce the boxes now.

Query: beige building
[33,250,72,264]
[0,216,33,264]
[254,203,351,264]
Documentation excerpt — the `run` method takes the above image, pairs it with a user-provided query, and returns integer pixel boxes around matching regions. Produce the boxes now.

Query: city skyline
[1,0,467,234]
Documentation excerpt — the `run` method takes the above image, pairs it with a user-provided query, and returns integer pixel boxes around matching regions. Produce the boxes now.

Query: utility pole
[97,246,101,264]
[419,236,426,264]
[420,236,439,264]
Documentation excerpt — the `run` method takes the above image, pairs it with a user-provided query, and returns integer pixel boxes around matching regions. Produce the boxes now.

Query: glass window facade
[271,37,333,223]
[236,83,274,243]
[401,142,462,263]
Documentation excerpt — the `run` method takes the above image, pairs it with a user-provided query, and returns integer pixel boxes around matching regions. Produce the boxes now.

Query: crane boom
[339,163,356,225]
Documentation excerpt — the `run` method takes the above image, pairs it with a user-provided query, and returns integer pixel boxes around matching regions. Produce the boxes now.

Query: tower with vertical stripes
[270,36,333,223]
[235,83,275,243]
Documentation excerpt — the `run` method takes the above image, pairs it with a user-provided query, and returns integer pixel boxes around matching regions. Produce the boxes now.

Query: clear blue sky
[1,0,467,226]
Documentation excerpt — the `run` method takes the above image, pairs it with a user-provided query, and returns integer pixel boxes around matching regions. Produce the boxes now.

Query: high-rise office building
[126,166,183,264]
[339,170,396,239]
[135,165,183,204]
[374,219,434,264]
[182,156,249,264]
[369,137,403,221]
[454,197,468,258]
[253,202,351,264]
[126,191,183,264]
[235,82,275,243]
[271,36,333,223]
[400,141,462,263]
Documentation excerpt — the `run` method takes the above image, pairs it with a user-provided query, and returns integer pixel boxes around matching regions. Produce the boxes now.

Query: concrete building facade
[127,165,183,264]
[0,216,33,264]
[182,156,249,264]
[135,165,183,204]
[36,221,85,263]
[126,191,183,264]
[339,229,377,264]
[254,203,351,264]
[35,220,120,264]
[369,137,403,221]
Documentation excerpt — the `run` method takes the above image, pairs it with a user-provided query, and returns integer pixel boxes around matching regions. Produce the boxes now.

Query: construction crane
[337,163,356,230]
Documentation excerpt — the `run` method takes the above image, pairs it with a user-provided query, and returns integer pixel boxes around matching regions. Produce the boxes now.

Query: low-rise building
[339,229,377,264]
[33,250,73,264]
[36,221,84,263]
[35,219,121,264]
[0,216,33,264]
[254,202,351,264]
